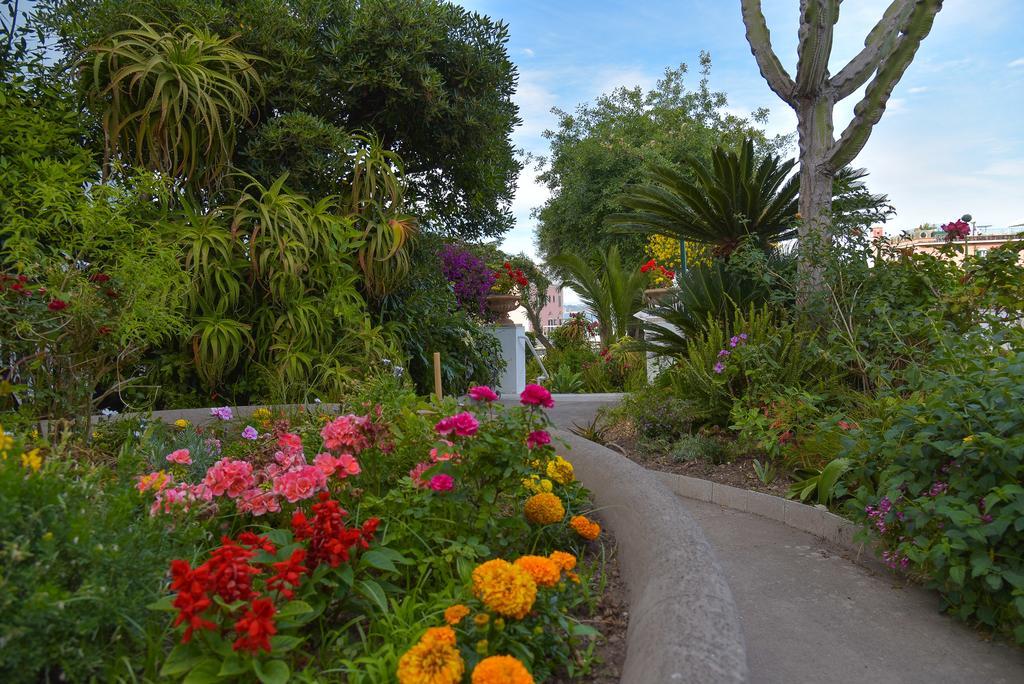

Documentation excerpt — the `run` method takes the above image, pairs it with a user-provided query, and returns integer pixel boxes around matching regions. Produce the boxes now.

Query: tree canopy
[38,0,522,240]
[532,54,788,270]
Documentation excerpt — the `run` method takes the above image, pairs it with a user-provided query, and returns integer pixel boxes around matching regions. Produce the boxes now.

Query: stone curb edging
[555,429,749,684]
[653,471,870,558]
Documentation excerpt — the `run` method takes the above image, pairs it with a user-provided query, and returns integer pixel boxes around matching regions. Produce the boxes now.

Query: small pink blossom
[321,414,370,454]
[272,465,327,503]
[210,406,233,421]
[166,448,192,465]
[520,383,554,408]
[430,440,459,462]
[334,453,361,477]
[428,474,454,492]
[237,488,282,516]
[274,447,307,470]
[203,458,256,498]
[278,433,302,450]
[434,411,479,437]
[526,430,551,449]
[409,462,432,488]
[242,426,259,440]
[468,385,499,402]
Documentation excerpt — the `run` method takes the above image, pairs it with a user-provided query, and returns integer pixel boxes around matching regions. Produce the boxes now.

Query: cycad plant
[606,139,798,256]
[86,18,263,187]
[549,245,647,347]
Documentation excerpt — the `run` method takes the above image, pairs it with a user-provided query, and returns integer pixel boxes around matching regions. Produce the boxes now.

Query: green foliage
[534,54,786,268]
[607,384,699,450]
[787,457,851,506]
[846,327,1024,643]
[550,245,646,347]
[42,0,521,240]
[607,139,799,255]
[670,433,731,465]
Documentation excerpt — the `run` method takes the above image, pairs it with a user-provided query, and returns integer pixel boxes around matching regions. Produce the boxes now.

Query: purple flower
[210,406,233,421]
[440,244,497,315]
[729,336,740,348]
[717,349,730,358]
[739,333,748,341]
[713,361,726,374]
[242,425,259,440]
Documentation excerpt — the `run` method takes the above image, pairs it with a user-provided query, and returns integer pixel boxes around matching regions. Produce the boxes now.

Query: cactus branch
[831,0,916,100]
[794,0,840,98]
[740,0,797,105]
[829,0,943,170]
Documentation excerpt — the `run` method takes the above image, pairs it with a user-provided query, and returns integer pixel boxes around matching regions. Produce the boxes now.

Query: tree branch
[828,0,943,170]
[740,0,797,106]
[830,0,916,100]
[795,0,840,98]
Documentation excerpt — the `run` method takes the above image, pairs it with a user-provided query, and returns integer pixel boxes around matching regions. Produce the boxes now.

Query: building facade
[894,225,1024,262]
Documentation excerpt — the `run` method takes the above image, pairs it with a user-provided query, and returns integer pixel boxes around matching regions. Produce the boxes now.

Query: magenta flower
[717,349,730,358]
[428,474,455,492]
[520,383,554,408]
[242,425,259,440]
[713,361,726,374]
[435,411,479,437]
[468,385,499,402]
[526,430,551,449]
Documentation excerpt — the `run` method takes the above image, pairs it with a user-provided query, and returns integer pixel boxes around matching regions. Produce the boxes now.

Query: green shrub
[669,433,731,464]
[612,385,698,448]
[846,328,1024,643]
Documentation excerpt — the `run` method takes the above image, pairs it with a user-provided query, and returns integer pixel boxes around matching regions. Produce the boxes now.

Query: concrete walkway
[542,396,1024,683]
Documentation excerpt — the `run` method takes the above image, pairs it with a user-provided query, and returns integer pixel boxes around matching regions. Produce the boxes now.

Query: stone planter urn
[486,294,520,325]
[643,287,673,305]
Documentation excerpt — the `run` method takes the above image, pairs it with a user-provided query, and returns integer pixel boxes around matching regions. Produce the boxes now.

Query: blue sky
[454,0,1024,259]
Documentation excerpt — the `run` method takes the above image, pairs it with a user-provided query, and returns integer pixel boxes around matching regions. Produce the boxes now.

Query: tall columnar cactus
[740,0,943,285]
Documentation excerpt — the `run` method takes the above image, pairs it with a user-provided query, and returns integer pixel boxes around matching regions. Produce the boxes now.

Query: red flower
[89,273,111,283]
[232,598,277,653]
[267,548,308,599]
[169,560,216,643]
[47,299,68,311]
[359,517,380,550]
[238,531,277,554]
[204,537,262,602]
[526,430,551,449]
[104,288,118,298]
[291,510,313,540]
[98,325,112,335]
[640,259,657,273]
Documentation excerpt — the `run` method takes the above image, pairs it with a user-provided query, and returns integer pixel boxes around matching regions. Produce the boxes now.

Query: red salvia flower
[204,537,261,603]
[232,598,277,653]
[267,548,308,599]
[291,511,313,540]
[169,559,217,643]
[238,531,277,554]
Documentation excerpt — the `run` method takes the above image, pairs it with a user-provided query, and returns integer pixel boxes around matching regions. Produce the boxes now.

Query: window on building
[976,248,989,257]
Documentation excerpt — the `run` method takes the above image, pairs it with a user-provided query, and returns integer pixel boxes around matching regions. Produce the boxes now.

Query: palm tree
[86,18,263,188]
[549,245,647,347]
[606,139,799,256]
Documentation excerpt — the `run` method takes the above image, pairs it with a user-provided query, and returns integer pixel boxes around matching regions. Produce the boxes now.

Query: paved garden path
[537,395,1024,683]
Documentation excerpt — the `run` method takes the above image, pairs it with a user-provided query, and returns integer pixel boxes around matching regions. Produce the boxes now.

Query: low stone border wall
[653,471,869,558]
[556,430,749,683]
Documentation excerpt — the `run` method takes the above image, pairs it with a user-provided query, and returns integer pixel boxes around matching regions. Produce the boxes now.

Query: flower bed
[0,383,610,682]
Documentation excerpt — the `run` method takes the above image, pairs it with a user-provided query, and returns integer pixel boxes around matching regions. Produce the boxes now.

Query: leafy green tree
[533,54,786,270]
[40,0,521,240]
[549,245,647,347]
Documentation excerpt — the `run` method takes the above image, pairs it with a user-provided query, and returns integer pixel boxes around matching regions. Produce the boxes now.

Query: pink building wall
[538,285,564,334]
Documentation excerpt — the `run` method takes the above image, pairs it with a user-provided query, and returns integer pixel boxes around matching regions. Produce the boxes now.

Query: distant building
[509,285,564,334]
[894,224,1024,262]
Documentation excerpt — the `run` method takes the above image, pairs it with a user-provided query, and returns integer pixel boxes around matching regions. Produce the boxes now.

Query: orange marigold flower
[523,492,564,525]
[471,559,537,620]
[471,655,535,684]
[514,555,561,588]
[548,550,577,572]
[397,628,464,684]
[444,604,471,625]
[570,515,601,540]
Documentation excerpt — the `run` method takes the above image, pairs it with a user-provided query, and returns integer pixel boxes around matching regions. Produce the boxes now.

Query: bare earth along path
[526,394,1024,683]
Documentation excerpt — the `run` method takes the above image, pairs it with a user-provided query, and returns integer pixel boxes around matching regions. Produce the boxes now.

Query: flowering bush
[441,244,497,315]
[491,261,529,295]
[640,258,676,287]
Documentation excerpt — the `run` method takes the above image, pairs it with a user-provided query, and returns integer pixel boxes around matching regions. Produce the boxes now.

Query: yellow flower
[523,492,564,525]
[471,655,535,684]
[521,475,553,494]
[173,419,190,429]
[444,604,470,625]
[473,613,490,627]
[21,449,42,473]
[471,559,537,620]
[549,550,577,572]
[570,515,601,541]
[475,639,489,655]
[962,435,975,443]
[545,456,574,485]
[41,531,54,542]
[397,627,464,684]
[514,555,561,588]
[252,408,272,421]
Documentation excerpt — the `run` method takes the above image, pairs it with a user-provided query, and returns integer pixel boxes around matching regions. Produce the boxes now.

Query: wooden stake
[433,352,442,401]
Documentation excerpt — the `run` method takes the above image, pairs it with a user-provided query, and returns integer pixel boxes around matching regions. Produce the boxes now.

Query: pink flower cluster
[468,385,499,402]
[941,219,971,241]
[434,412,479,437]
[520,383,554,408]
[526,430,551,449]
[409,439,463,492]
[321,414,371,454]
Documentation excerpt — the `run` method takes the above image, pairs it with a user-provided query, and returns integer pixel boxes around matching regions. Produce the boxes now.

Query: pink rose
[468,385,499,402]
[272,465,327,503]
[526,430,551,449]
[520,383,554,408]
[428,474,454,492]
[203,458,256,498]
[166,448,192,465]
[434,411,479,437]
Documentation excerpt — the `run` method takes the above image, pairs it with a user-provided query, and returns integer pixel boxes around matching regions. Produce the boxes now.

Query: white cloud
[521,48,535,58]
[1008,58,1024,68]
[908,86,930,94]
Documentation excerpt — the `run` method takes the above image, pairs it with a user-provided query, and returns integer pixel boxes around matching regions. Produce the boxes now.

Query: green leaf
[361,549,398,573]
[356,579,389,613]
[276,600,314,618]
[147,594,176,612]
[218,654,248,677]
[948,565,966,586]
[269,635,305,652]
[182,658,222,684]
[254,659,290,684]
[159,643,206,676]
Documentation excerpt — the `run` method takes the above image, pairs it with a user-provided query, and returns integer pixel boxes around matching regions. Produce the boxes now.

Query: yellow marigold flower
[524,492,564,525]
[397,629,464,684]
[173,418,189,429]
[471,655,535,684]
[566,571,581,584]
[475,639,489,655]
[473,613,490,627]
[471,559,537,620]
[570,515,601,541]
[545,456,574,485]
[444,604,470,625]
[21,449,42,473]
[522,475,553,494]
[514,555,561,588]
[549,550,577,572]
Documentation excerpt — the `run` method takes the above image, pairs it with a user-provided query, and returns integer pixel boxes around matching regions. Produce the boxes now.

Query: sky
[454,0,1024,261]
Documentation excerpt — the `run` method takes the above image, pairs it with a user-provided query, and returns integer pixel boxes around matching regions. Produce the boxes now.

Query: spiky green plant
[86,18,263,187]
[606,139,799,256]
[550,245,647,346]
